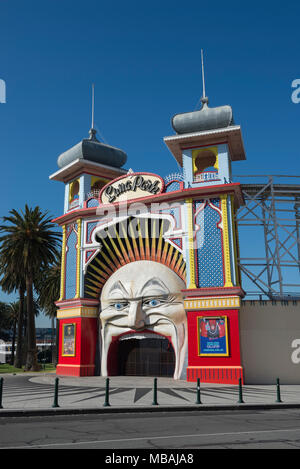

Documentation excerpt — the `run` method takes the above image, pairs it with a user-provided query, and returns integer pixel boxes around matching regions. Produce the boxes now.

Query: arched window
[69,179,80,208]
[91,179,105,192]
[89,177,107,198]
[193,147,219,183]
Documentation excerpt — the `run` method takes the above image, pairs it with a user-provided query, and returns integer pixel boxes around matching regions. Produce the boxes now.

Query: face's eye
[143,298,161,308]
[112,302,128,311]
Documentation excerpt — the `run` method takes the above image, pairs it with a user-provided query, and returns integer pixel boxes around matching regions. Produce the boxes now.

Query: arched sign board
[100,173,164,204]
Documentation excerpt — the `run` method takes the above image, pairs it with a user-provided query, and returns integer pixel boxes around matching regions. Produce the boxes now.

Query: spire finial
[89,83,97,140]
[91,83,95,129]
[201,49,209,106]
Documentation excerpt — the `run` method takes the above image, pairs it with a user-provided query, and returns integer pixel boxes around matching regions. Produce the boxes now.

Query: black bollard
[0,377,3,409]
[276,378,282,403]
[103,377,110,407]
[237,377,244,404]
[52,377,60,408]
[152,377,158,405]
[196,377,202,404]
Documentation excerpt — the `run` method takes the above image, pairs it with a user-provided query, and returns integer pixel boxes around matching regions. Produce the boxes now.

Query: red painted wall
[187,309,242,367]
[57,317,98,376]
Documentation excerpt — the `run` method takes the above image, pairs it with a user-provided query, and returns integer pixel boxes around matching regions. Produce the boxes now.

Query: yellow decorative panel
[186,198,196,289]
[59,225,67,301]
[75,219,82,299]
[57,306,99,319]
[220,194,233,287]
[184,296,240,310]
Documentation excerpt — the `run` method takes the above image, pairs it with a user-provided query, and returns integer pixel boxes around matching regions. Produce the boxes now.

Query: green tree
[18,296,40,367]
[0,205,61,371]
[36,252,61,364]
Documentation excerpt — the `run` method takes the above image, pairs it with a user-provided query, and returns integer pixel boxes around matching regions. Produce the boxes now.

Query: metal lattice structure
[234,175,300,300]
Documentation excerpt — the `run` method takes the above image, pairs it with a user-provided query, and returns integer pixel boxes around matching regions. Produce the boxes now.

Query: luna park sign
[100,173,164,204]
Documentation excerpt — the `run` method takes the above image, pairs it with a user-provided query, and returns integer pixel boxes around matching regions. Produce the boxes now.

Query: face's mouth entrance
[107,330,175,377]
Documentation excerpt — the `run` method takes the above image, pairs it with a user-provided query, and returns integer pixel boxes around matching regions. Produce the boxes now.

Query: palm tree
[0,301,10,342]
[0,205,61,371]
[0,261,26,368]
[6,302,19,365]
[36,252,61,364]
[0,300,20,364]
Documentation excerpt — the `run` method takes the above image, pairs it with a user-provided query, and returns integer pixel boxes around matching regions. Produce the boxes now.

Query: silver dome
[57,128,127,169]
[171,98,234,134]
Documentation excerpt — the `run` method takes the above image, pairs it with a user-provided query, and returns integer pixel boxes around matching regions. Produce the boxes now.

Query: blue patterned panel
[65,229,77,299]
[210,198,220,206]
[86,250,96,263]
[170,238,182,249]
[86,222,98,243]
[195,201,224,288]
[194,198,219,210]
[86,198,99,208]
[194,199,205,210]
[165,181,181,193]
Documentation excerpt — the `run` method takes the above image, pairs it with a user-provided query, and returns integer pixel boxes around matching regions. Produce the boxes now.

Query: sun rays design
[84,216,186,299]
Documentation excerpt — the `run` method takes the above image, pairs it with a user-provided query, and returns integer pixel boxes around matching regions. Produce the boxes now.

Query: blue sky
[0,0,299,325]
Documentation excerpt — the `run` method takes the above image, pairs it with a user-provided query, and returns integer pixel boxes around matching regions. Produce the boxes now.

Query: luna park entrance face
[117,337,175,377]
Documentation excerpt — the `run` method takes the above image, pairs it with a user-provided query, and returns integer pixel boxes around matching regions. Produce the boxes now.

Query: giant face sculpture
[100,260,187,379]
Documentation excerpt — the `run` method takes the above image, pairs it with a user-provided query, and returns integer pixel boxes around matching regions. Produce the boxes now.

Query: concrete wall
[240,301,300,384]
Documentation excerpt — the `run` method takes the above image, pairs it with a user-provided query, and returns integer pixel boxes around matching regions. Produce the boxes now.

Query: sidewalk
[1,373,300,417]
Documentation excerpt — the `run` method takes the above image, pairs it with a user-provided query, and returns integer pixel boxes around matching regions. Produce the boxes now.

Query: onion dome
[171,97,234,135]
[57,127,127,169]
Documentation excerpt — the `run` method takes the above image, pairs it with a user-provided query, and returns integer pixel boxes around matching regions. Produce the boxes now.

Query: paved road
[1,409,300,449]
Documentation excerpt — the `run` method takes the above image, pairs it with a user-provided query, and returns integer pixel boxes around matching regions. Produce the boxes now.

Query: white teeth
[119,332,168,341]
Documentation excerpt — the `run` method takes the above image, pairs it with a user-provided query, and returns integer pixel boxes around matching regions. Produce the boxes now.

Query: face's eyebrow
[138,277,170,297]
[108,281,129,298]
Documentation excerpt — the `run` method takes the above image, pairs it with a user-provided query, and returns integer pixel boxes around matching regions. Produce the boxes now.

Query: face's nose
[128,300,145,330]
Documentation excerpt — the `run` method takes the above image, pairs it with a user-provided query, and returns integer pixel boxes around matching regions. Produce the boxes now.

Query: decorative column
[59,225,67,301]
[229,194,240,286]
[186,198,197,289]
[183,194,244,384]
[56,302,99,377]
[75,218,82,299]
[56,219,99,377]
[220,194,233,288]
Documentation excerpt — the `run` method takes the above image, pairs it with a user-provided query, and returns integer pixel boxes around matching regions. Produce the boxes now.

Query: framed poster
[62,323,76,357]
[197,316,229,356]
